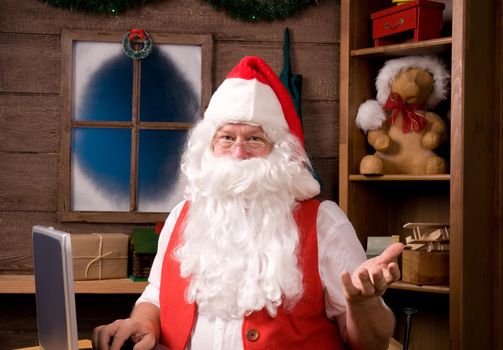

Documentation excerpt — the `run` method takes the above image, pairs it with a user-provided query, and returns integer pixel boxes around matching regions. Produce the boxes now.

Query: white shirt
[137,200,366,350]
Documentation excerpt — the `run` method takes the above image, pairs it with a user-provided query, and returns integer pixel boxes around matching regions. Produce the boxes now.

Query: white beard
[175,136,320,320]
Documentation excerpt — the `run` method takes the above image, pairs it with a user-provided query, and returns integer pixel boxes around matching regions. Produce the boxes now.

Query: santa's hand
[92,318,157,350]
[342,243,403,303]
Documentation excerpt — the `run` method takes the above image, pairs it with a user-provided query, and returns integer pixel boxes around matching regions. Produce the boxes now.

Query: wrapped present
[71,233,129,280]
[130,228,159,280]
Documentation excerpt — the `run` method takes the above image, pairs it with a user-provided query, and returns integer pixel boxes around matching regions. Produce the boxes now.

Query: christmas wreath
[122,29,153,60]
[206,0,317,22]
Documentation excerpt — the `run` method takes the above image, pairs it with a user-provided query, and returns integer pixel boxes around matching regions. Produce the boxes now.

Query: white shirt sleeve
[136,200,187,307]
[317,200,367,339]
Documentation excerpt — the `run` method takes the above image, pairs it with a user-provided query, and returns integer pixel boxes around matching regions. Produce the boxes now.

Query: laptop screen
[32,225,79,350]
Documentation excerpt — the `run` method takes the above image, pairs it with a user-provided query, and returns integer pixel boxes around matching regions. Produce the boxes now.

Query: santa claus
[93,56,403,350]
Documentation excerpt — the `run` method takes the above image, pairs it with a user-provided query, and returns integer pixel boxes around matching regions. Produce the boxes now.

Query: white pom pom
[355,100,387,133]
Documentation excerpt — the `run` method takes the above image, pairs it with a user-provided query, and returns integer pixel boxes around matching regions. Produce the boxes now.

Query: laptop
[32,226,169,350]
[32,225,82,350]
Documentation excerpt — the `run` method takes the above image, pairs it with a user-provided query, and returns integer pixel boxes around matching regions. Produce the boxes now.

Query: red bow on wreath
[129,29,147,41]
[384,92,427,133]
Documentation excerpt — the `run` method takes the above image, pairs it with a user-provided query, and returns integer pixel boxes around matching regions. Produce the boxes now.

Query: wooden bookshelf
[340,0,502,348]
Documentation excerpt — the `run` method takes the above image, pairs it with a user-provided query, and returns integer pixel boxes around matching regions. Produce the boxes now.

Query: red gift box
[371,0,445,47]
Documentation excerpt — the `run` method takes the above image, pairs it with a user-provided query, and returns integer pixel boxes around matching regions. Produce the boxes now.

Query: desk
[13,339,92,350]
[0,275,148,294]
[14,338,402,350]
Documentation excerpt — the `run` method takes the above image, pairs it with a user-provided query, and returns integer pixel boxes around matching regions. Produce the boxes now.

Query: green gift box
[130,228,159,279]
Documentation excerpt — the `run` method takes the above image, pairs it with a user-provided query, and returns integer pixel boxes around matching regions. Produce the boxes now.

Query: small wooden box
[371,0,445,47]
[401,249,449,285]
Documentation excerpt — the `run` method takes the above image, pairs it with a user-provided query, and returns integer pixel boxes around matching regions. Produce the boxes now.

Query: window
[60,30,212,222]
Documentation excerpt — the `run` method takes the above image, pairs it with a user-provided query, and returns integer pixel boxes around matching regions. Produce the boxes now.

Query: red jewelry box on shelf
[371,0,445,47]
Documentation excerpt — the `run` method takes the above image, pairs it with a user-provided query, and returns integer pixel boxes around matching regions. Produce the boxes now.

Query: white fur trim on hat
[204,77,289,131]
[356,99,387,132]
[375,55,450,109]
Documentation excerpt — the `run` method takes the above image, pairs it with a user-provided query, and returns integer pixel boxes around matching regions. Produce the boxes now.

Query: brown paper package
[71,233,129,280]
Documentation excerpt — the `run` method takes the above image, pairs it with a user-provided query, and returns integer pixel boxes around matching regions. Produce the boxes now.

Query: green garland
[206,0,317,22]
[42,0,149,14]
[43,0,316,20]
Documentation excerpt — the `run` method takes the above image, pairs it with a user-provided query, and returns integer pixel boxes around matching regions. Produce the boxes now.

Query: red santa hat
[204,56,304,145]
[356,55,450,133]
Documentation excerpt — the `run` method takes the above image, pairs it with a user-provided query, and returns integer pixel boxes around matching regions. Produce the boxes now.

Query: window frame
[59,29,212,223]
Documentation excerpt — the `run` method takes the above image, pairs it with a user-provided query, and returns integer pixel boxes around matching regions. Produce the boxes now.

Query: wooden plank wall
[0,1,340,346]
[0,0,340,275]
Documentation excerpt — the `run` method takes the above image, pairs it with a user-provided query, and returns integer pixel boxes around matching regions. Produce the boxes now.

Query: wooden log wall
[0,0,341,275]
[0,1,340,346]
[0,0,340,349]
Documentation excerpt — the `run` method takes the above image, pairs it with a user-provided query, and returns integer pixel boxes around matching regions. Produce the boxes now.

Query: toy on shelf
[403,222,449,252]
[371,0,445,47]
[401,222,449,285]
[356,55,450,175]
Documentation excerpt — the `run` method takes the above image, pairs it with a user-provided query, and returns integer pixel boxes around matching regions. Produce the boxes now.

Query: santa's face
[212,123,274,159]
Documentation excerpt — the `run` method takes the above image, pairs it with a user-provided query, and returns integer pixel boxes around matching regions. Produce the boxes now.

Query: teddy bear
[356,55,450,175]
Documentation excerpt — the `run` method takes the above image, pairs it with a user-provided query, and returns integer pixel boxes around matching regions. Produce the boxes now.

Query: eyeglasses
[212,135,270,152]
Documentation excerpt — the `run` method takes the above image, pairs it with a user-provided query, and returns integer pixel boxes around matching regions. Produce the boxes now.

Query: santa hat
[356,55,450,133]
[204,56,304,145]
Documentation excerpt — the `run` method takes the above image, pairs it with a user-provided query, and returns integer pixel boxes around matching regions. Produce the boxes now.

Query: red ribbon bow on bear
[384,92,427,133]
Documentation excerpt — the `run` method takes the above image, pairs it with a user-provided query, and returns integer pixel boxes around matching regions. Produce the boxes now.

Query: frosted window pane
[138,130,187,212]
[139,45,201,123]
[73,42,133,122]
[71,128,131,211]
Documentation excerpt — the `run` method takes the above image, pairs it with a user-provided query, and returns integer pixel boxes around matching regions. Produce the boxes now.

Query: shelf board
[349,174,450,181]
[0,275,147,294]
[390,281,449,294]
[351,37,452,57]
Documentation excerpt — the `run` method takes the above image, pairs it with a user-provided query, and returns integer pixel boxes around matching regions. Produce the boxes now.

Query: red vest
[159,200,346,350]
